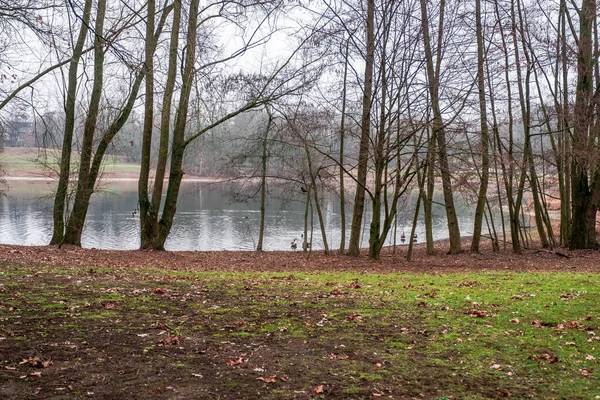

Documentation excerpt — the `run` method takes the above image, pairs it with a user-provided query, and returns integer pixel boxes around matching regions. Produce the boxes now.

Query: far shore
[3,174,223,183]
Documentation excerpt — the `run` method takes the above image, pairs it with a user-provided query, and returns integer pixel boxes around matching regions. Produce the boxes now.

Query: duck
[291,239,297,250]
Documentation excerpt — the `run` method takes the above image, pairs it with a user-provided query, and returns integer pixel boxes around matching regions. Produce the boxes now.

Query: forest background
[1,0,599,259]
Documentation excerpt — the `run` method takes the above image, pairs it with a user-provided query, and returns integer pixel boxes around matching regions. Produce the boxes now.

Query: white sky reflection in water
[0,181,486,251]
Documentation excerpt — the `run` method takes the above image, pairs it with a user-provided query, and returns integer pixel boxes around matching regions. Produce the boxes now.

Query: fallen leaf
[225,357,245,366]
[509,318,520,324]
[280,376,289,382]
[560,292,576,299]
[585,354,595,360]
[152,321,168,329]
[347,313,363,321]
[581,368,593,376]
[531,353,558,363]
[257,375,277,383]
[164,334,180,345]
[566,320,583,329]
[326,353,349,360]
[490,364,501,370]
[468,310,487,318]
[314,385,324,394]
[154,288,166,295]
[191,373,203,378]
[19,357,53,368]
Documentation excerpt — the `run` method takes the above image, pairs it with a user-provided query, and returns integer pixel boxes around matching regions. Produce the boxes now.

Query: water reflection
[0,181,482,251]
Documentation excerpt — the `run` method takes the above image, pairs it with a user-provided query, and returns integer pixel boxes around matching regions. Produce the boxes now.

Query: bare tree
[52,1,172,246]
[49,0,93,245]
[138,0,325,250]
[347,0,375,256]
[419,0,462,254]
[569,0,599,249]
[470,0,490,253]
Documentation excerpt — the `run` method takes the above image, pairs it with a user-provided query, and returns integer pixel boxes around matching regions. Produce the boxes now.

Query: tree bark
[493,0,521,253]
[369,10,388,260]
[153,0,199,250]
[148,0,181,245]
[338,36,349,254]
[63,0,107,246]
[50,0,93,245]
[347,0,374,256]
[513,0,550,248]
[257,111,272,251]
[138,0,157,249]
[470,0,490,253]
[570,0,599,249]
[419,0,462,254]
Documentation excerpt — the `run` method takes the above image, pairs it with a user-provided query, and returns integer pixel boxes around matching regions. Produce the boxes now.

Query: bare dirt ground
[1,239,599,274]
[1,242,599,399]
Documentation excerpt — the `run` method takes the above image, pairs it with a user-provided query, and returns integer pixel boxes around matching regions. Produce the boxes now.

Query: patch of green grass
[1,264,598,399]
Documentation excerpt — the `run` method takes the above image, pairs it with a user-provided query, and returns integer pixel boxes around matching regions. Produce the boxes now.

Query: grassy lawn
[0,263,598,399]
[0,147,140,176]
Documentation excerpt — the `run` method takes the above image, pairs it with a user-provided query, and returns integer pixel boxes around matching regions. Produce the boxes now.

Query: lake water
[0,180,484,251]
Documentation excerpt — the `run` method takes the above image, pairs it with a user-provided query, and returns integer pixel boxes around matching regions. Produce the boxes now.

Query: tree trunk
[347,0,374,256]
[303,143,329,255]
[338,36,350,254]
[369,15,388,260]
[424,127,435,254]
[136,0,179,249]
[50,0,93,245]
[493,0,521,253]
[513,0,550,248]
[303,186,310,251]
[148,0,181,244]
[559,0,571,244]
[470,0,490,253]
[407,160,425,262]
[257,111,272,251]
[152,0,199,250]
[138,0,157,249]
[419,0,461,254]
[569,0,598,249]
[63,0,107,246]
